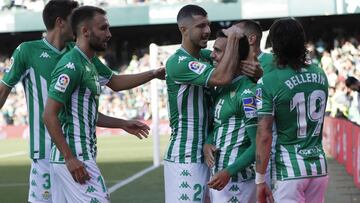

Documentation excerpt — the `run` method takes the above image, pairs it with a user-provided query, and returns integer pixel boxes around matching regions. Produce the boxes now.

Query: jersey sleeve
[48,62,82,104]
[166,55,215,87]
[1,44,27,88]
[256,75,275,116]
[92,56,113,86]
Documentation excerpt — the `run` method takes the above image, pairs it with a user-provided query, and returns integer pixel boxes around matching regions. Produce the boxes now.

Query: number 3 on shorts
[42,173,51,189]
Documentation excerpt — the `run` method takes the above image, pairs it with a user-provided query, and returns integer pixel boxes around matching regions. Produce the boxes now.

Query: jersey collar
[42,38,67,54]
[74,46,92,63]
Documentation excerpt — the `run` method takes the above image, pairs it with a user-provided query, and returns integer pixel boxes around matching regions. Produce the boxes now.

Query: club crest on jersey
[255,88,262,109]
[55,74,70,93]
[242,97,256,118]
[188,61,206,74]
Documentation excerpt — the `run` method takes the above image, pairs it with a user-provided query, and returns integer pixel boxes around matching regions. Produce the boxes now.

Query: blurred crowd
[1,36,360,126]
[0,0,229,11]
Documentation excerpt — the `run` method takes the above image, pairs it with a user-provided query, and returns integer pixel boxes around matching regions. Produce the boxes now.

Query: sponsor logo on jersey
[255,88,262,109]
[65,62,75,70]
[55,74,70,93]
[40,52,51,58]
[188,61,206,75]
[242,97,256,118]
[178,56,187,63]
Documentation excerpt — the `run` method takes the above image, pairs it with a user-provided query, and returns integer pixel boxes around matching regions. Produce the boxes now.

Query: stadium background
[0,0,360,202]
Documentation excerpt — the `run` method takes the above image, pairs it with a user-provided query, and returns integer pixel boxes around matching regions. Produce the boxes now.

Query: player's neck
[45,31,66,51]
[76,39,95,59]
[181,41,201,59]
[251,46,261,58]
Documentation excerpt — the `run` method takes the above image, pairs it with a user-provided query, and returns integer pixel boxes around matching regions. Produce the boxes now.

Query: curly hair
[269,18,308,70]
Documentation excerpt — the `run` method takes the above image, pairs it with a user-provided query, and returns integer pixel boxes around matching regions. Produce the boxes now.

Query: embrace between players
[0,1,329,203]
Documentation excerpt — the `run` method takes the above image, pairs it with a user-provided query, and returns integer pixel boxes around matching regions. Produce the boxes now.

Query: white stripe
[294,147,307,176]
[319,153,327,174]
[83,88,91,156]
[197,87,204,160]
[29,68,40,159]
[228,117,242,166]
[280,145,294,178]
[24,77,30,156]
[218,117,236,171]
[174,85,187,162]
[310,162,318,175]
[91,101,97,158]
[72,88,82,159]
[185,86,194,163]
[108,164,160,193]
[40,76,51,160]
[0,151,27,159]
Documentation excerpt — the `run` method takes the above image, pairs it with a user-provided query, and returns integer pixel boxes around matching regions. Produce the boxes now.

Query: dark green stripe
[179,87,189,163]
[223,117,241,169]
[68,94,76,160]
[191,87,199,162]
[288,145,301,177]
[201,88,208,163]
[36,76,45,159]
[27,79,34,158]
[88,97,94,158]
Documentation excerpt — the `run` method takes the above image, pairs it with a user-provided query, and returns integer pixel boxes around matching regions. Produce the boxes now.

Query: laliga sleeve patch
[188,61,206,75]
[55,74,70,93]
[242,97,257,118]
[255,88,262,109]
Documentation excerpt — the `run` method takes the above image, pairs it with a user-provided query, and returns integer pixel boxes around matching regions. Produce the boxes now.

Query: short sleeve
[166,55,215,87]
[92,57,113,86]
[256,76,274,116]
[48,62,82,104]
[1,44,27,88]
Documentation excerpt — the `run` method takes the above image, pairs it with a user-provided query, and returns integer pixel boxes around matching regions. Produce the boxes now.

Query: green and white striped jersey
[48,46,113,163]
[1,39,73,160]
[165,48,215,163]
[256,64,329,181]
[211,75,257,181]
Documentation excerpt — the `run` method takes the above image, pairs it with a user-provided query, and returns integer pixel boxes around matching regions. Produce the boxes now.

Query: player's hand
[222,26,244,39]
[207,169,231,191]
[256,182,274,203]
[153,67,166,80]
[203,144,217,168]
[122,120,150,139]
[65,157,90,184]
[241,53,263,79]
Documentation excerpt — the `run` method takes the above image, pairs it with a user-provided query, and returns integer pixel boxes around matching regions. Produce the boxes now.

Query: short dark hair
[177,4,207,23]
[345,76,359,87]
[269,18,307,70]
[216,30,249,60]
[42,0,79,30]
[71,6,106,37]
[236,19,262,46]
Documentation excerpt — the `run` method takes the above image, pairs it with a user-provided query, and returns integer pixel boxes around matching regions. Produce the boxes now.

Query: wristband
[255,172,266,184]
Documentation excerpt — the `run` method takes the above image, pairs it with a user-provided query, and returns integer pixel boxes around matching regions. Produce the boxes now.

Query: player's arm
[97,112,150,139]
[207,26,243,86]
[203,131,216,168]
[43,98,90,184]
[92,56,165,91]
[240,53,263,80]
[0,83,11,109]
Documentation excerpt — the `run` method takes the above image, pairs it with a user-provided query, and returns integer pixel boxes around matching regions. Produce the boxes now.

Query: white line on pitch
[0,183,27,187]
[109,164,161,194]
[0,151,27,159]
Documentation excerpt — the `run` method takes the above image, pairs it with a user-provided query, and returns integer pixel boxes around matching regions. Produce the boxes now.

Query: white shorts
[28,159,52,203]
[210,178,256,203]
[273,175,329,203]
[164,161,210,203]
[50,159,110,203]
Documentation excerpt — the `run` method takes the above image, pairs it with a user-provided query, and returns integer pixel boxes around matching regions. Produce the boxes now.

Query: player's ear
[54,17,63,29]
[248,34,256,46]
[81,25,90,38]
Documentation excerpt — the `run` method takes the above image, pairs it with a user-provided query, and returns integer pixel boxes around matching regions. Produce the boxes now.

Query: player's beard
[89,32,107,52]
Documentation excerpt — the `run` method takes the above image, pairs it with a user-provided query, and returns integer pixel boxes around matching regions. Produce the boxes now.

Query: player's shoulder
[56,49,81,70]
[16,39,43,51]
[235,76,256,96]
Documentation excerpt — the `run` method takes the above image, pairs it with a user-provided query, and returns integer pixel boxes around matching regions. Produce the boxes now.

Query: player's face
[188,15,211,48]
[88,13,112,52]
[210,37,227,67]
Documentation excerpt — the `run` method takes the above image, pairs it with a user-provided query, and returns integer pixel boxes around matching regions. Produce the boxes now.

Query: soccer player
[0,0,163,202]
[0,1,79,202]
[164,4,245,203]
[43,6,152,202]
[205,30,258,203]
[255,18,329,203]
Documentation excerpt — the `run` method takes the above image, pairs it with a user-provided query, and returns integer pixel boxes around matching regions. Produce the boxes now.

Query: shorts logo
[179,181,191,189]
[228,196,240,203]
[188,61,206,75]
[55,74,70,93]
[242,97,256,118]
[180,170,191,176]
[42,191,51,200]
[255,88,262,109]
